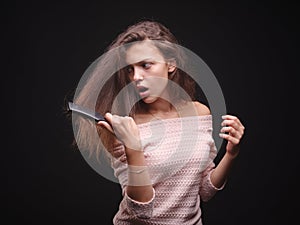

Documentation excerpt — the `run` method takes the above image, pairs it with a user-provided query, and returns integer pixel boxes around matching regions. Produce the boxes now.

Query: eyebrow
[127,58,154,66]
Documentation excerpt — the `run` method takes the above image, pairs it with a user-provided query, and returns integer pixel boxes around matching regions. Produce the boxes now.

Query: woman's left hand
[219,115,245,156]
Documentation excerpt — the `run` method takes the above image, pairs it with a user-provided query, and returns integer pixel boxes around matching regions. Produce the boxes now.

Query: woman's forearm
[126,149,154,202]
[210,150,239,188]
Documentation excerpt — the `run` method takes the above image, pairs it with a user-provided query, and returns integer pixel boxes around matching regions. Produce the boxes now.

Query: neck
[148,98,174,113]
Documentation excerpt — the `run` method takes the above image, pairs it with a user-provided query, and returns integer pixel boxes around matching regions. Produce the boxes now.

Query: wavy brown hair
[69,20,197,158]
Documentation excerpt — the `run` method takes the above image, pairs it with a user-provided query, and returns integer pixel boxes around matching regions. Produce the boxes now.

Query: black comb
[67,102,107,122]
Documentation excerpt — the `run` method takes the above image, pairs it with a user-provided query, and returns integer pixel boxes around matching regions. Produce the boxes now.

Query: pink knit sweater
[111,115,224,225]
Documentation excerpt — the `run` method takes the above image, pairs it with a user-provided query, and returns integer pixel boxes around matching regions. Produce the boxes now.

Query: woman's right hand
[97,113,142,152]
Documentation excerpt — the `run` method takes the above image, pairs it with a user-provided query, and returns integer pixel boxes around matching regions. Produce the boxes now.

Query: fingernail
[219,133,225,138]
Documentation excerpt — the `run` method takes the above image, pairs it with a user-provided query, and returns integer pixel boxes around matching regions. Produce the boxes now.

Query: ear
[167,59,177,73]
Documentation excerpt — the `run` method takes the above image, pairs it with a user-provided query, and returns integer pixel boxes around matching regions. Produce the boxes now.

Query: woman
[70,20,245,224]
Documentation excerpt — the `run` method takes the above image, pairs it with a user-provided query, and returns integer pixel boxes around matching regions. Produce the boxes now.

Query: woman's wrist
[125,147,146,166]
[226,148,240,159]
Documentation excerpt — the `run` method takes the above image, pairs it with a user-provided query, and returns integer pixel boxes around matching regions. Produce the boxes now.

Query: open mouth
[138,86,148,93]
[137,86,149,97]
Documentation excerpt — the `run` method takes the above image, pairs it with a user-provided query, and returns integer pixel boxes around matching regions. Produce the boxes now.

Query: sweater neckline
[136,114,212,127]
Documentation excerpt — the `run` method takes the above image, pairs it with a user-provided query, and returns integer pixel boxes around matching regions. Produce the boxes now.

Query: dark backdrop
[9,1,298,224]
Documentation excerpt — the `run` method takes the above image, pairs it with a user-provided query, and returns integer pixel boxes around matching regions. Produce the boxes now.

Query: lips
[137,85,149,98]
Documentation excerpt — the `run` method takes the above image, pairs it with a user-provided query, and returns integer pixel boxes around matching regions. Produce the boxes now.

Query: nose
[132,67,144,82]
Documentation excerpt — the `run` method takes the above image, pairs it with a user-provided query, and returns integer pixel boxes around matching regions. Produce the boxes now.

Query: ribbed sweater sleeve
[125,188,155,219]
[111,152,155,219]
[199,127,225,202]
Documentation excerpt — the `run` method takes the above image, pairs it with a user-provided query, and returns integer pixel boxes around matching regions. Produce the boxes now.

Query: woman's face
[125,40,175,104]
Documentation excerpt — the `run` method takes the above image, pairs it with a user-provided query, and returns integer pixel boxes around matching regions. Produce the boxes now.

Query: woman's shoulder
[177,100,211,117]
[192,101,211,116]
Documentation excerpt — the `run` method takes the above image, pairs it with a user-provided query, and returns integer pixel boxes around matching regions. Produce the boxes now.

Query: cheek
[149,78,168,94]
[158,67,169,79]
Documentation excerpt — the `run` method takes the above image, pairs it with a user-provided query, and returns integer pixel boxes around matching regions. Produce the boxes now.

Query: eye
[126,66,133,74]
[142,62,152,69]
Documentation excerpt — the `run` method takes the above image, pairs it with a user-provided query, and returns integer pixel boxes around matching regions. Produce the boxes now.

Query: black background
[9,0,298,224]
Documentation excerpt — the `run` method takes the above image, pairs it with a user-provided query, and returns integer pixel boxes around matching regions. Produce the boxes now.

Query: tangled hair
[68,20,197,158]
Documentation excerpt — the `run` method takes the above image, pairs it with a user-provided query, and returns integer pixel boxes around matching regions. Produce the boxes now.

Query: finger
[222,114,238,120]
[219,133,240,145]
[221,119,241,131]
[220,126,237,136]
[220,126,244,140]
[104,112,113,124]
[97,121,114,133]
[222,123,244,140]
[222,115,244,129]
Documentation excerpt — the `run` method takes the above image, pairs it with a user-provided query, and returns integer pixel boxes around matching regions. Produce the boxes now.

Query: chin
[142,96,158,104]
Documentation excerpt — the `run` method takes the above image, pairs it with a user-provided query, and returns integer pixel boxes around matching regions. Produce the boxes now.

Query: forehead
[125,40,165,65]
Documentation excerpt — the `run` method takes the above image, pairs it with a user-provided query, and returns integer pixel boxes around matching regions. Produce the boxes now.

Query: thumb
[97,113,114,133]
